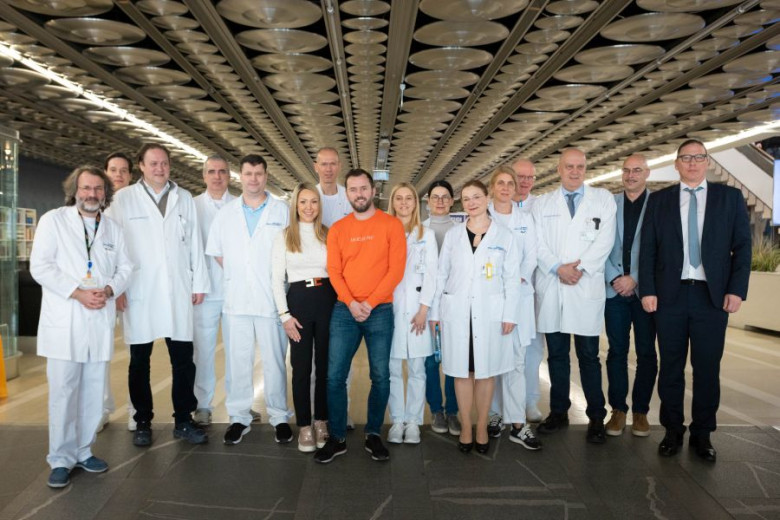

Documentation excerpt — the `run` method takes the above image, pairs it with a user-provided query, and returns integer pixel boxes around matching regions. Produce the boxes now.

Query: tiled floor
[0,326,779,519]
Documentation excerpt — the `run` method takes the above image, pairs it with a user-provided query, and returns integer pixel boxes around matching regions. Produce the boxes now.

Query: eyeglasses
[677,154,708,163]
[622,167,646,175]
[516,176,535,182]
[429,195,452,202]
[78,185,105,193]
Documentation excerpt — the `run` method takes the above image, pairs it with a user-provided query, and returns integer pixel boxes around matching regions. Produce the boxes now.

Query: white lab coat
[317,183,352,227]
[31,206,133,362]
[110,181,210,344]
[489,202,538,347]
[434,219,521,379]
[390,226,438,359]
[532,186,617,337]
[194,191,236,302]
[206,196,289,317]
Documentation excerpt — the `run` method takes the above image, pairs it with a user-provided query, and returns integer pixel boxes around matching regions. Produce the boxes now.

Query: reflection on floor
[0,326,778,519]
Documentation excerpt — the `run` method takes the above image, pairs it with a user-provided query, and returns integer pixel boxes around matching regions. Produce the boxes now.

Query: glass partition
[0,126,19,378]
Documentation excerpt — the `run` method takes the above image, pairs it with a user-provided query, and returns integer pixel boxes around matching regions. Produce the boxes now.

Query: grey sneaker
[488,413,504,438]
[47,467,70,488]
[193,408,212,426]
[431,412,448,434]
[75,456,109,473]
[509,424,542,451]
[447,414,461,436]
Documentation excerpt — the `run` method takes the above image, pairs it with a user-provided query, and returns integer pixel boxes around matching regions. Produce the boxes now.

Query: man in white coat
[532,148,617,444]
[111,143,210,447]
[206,154,293,446]
[192,155,236,426]
[31,165,132,488]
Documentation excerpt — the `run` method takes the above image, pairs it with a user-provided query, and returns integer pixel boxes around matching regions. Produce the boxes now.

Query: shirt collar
[242,193,269,213]
[681,179,707,192]
[561,184,585,197]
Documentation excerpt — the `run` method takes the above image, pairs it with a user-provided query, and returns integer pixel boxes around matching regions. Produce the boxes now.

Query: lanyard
[82,212,101,275]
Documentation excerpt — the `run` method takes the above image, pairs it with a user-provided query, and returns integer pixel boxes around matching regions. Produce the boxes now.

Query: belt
[681,279,706,286]
[289,277,328,288]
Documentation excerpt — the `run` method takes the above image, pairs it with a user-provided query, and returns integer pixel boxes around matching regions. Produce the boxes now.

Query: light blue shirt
[242,194,269,237]
[561,185,585,214]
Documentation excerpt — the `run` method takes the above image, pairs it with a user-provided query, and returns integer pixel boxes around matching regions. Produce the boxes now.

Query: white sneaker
[127,414,137,432]
[526,405,544,423]
[387,423,404,444]
[403,423,421,444]
[346,415,355,431]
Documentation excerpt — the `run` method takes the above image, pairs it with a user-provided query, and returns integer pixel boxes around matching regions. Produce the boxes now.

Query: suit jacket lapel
[672,185,683,245]
[615,194,625,244]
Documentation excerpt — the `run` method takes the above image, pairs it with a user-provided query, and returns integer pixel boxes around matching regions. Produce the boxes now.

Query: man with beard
[31,165,133,488]
[314,169,406,464]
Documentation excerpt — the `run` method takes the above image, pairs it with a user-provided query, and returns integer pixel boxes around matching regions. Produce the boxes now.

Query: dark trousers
[546,332,606,422]
[129,338,197,424]
[287,280,336,426]
[655,282,727,436]
[604,294,658,414]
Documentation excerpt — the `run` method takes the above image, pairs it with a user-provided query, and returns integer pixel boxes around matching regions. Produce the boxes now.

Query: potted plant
[730,237,780,332]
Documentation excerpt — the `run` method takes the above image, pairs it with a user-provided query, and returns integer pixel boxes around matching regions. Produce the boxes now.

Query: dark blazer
[638,182,751,309]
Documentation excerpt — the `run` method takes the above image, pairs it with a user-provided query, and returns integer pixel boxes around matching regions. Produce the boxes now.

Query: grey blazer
[605,189,650,298]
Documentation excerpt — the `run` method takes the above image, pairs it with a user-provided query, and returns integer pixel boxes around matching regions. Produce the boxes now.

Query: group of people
[31,139,751,489]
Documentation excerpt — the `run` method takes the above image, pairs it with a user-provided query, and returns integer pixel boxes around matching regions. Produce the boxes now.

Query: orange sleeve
[327,220,355,305]
[366,215,407,308]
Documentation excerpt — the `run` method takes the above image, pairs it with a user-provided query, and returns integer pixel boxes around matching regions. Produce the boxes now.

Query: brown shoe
[605,410,626,436]
[314,420,329,449]
[631,413,650,437]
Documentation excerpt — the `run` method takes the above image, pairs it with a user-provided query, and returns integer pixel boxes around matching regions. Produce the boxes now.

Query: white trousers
[388,356,426,425]
[226,315,291,426]
[47,358,106,469]
[525,332,545,408]
[193,299,230,411]
[492,335,528,424]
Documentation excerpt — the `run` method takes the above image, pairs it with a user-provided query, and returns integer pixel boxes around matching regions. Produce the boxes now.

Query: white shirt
[141,179,170,204]
[679,180,707,281]
[317,183,352,227]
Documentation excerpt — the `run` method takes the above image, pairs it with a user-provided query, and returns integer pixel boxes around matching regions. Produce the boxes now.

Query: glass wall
[0,126,19,376]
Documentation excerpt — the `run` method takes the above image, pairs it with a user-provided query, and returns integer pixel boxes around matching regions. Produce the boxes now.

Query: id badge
[81,276,98,288]
[482,258,494,280]
[581,231,596,242]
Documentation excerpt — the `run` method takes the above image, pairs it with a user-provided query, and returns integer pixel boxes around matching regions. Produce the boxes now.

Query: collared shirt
[561,185,585,215]
[679,179,707,281]
[207,190,230,210]
[622,190,647,274]
[242,193,269,237]
[141,179,171,204]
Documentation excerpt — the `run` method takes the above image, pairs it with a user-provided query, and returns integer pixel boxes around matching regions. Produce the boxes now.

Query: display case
[0,126,20,379]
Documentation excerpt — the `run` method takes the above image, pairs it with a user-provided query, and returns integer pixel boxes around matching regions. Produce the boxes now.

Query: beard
[76,196,103,213]
[349,196,372,213]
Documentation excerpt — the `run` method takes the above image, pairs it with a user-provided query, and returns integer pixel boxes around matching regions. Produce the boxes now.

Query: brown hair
[63,165,114,209]
[285,183,328,253]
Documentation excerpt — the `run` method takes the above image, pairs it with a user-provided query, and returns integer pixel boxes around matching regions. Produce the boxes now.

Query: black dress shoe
[458,441,473,453]
[537,413,569,434]
[586,421,606,444]
[689,435,717,462]
[658,430,684,457]
[475,441,489,454]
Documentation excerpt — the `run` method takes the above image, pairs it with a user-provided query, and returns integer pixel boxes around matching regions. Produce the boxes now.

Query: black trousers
[129,338,197,424]
[655,282,728,436]
[287,279,337,426]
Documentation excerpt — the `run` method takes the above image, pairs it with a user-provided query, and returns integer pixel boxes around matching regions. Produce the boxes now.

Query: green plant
[751,237,780,272]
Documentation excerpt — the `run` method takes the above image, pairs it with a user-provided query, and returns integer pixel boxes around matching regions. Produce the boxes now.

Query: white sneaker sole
[632,428,651,437]
[508,435,542,451]
[224,425,251,445]
[606,428,625,437]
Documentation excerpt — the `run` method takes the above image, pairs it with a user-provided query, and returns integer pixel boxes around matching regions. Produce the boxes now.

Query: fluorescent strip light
[586,119,780,185]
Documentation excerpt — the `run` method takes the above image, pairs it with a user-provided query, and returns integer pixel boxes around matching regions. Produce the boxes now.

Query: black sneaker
[364,434,390,461]
[487,413,504,438]
[509,424,542,451]
[174,420,208,444]
[537,413,569,434]
[274,423,293,444]
[133,422,152,447]
[586,421,607,444]
[314,437,347,464]
[224,423,250,445]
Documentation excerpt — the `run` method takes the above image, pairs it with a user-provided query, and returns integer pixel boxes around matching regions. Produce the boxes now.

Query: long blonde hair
[285,183,327,253]
[388,182,424,240]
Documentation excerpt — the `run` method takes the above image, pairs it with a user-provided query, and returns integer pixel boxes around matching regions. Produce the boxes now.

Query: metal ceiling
[0,0,777,196]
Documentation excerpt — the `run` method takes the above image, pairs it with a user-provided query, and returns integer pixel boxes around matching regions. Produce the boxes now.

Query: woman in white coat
[31,166,132,488]
[486,166,541,450]
[432,180,520,454]
[386,183,438,445]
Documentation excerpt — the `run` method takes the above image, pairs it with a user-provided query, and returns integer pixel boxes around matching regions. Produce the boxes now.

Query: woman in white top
[271,183,336,452]
[432,180,520,454]
[386,183,439,444]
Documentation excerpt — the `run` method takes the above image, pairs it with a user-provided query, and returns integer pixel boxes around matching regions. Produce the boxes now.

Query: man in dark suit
[639,139,751,462]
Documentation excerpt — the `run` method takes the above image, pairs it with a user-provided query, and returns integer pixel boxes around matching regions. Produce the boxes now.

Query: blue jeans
[425,354,458,416]
[545,332,606,422]
[604,294,658,414]
[327,302,393,440]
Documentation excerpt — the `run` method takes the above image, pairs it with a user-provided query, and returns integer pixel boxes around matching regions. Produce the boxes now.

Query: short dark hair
[104,151,133,173]
[427,179,453,198]
[344,168,374,188]
[63,165,114,209]
[136,143,171,165]
[240,154,267,171]
[677,138,707,156]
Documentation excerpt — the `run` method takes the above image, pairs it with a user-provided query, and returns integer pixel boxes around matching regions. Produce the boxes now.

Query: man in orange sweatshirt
[314,169,406,464]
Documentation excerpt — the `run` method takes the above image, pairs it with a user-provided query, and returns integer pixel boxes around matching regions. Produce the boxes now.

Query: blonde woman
[271,183,336,452]
[386,183,439,444]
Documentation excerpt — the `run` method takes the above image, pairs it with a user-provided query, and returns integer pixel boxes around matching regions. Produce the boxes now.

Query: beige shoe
[631,413,650,437]
[605,410,626,436]
[314,420,329,449]
[298,426,316,453]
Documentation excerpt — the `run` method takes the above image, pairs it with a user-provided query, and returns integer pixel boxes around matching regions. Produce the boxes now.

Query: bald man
[511,158,537,212]
[603,155,657,438]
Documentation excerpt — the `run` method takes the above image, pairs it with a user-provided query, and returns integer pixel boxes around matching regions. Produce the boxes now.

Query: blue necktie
[566,193,577,218]
[685,187,702,268]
